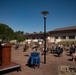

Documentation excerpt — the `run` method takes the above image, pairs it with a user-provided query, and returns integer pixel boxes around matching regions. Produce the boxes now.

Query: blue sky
[0,0,76,33]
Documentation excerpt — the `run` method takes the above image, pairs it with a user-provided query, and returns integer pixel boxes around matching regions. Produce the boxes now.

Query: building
[24,26,76,44]
[24,32,49,44]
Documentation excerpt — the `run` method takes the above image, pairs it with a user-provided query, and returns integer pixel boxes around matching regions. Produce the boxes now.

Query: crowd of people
[14,41,76,61]
[50,43,76,61]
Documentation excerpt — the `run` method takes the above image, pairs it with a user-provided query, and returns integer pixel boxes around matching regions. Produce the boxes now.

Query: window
[55,36,58,39]
[40,37,43,39]
[37,37,39,39]
[26,38,28,39]
[32,37,35,39]
[69,36,75,39]
[61,36,66,39]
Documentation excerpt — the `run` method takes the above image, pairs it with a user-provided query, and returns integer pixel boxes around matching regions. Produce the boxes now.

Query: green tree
[17,35,25,43]
[0,23,14,42]
[14,31,25,42]
[15,31,24,35]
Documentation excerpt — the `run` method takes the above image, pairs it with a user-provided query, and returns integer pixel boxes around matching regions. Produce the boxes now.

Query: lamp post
[41,11,49,64]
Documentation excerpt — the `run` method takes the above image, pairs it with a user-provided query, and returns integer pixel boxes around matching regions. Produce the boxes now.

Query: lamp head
[41,11,49,15]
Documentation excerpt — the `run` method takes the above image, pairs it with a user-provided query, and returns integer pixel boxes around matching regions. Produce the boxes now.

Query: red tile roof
[51,26,76,32]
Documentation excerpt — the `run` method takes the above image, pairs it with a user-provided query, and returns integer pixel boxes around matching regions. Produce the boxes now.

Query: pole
[41,11,49,64]
[44,15,46,64]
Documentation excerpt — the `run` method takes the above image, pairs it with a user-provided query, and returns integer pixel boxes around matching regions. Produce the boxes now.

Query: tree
[0,23,14,42]
[17,35,25,43]
[14,31,25,43]
[15,31,24,35]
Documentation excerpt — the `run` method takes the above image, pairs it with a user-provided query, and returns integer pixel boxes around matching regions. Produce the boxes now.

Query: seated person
[15,43,19,50]
[23,44,29,52]
[69,44,75,56]
[41,47,48,55]
[72,53,76,62]
[55,44,63,57]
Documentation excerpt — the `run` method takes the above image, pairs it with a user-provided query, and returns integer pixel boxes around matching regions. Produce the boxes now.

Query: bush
[57,41,76,46]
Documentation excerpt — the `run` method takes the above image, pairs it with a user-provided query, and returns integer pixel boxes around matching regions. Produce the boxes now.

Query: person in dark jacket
[69,44,75,56]
[56,44,63,57]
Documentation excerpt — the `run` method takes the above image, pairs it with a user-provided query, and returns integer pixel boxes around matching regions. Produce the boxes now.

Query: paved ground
[2,45,76,75]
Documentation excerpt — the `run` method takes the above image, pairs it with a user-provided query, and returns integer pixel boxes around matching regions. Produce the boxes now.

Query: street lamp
[41,11,49,64]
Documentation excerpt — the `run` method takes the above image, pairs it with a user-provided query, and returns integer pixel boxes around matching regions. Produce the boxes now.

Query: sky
[0,0,76,33]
